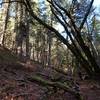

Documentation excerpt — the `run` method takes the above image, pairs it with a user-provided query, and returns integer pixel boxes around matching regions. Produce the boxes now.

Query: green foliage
[96,33,100,41]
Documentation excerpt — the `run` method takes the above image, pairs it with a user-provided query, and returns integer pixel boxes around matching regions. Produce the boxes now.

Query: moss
[0,46,19,65]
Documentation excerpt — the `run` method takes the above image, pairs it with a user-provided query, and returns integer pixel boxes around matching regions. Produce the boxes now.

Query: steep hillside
[0,46,46,100]
[0,46,100,100]
[0,46,80,100]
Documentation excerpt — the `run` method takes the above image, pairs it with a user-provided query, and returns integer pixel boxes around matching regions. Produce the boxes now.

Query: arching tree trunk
[25,0,100,78]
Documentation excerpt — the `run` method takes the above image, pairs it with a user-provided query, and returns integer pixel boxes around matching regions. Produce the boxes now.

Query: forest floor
[0,46,100,100]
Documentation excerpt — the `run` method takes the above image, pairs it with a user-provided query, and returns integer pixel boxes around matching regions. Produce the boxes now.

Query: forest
[0,0,100,100]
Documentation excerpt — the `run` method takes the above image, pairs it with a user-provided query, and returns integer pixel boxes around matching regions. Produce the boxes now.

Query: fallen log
[26,75,83,100]
[51,67,68,76]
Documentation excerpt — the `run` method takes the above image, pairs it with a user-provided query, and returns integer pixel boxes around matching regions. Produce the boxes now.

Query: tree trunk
[2,0,10,46]
[27,75,83,100]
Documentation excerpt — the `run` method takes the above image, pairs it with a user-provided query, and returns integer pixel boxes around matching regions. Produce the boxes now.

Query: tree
[0,0,100,78]
[2,0,11,46]
[24,0,100,78]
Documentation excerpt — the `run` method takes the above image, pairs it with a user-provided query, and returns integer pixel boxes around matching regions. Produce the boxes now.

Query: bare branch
[24,0,73,50]
[79,0,94,30]
[49,0,78,32]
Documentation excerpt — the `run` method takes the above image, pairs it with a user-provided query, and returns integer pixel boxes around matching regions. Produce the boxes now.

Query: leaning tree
[24,0,100,78]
